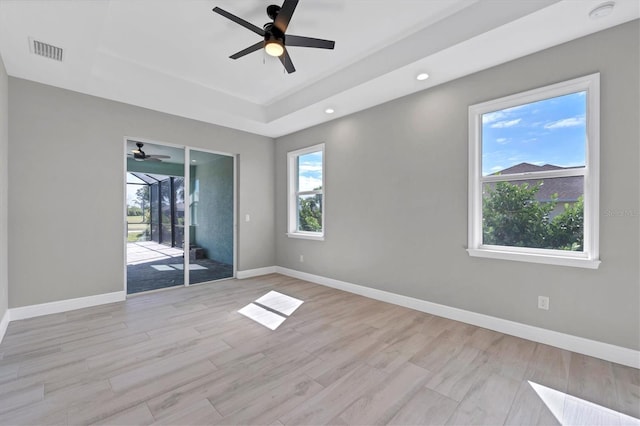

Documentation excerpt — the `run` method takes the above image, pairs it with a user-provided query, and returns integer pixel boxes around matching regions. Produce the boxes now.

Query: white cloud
[544,116,585,129]
[502,104,528,112]
[299,162,322,173]
[491,119,521,128]
[298,176,322,192]
[496,138,508,144]
[491,166,503,172]
[482,111,507,124]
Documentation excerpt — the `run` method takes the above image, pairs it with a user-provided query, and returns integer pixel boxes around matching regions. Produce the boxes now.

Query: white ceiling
[0,0,637,138]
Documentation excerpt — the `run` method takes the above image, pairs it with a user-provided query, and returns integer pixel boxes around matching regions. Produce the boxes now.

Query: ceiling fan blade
[145,157,162,162]
[147,155,171,159]
[230,41,264,60]
[274,0,298,33]
[212,7,265,36]
[279,48,296,74]
[286,35,335,50]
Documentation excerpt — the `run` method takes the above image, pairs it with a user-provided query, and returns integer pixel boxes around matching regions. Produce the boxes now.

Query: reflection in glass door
[173,177,185,248]
[126,141,185,294]
[186,149,234,284]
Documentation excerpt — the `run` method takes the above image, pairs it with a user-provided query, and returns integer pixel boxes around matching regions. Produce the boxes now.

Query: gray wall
[275,21,640,350]
[193,155,234,265]
[0,53,8,321]
[8,78,274,308]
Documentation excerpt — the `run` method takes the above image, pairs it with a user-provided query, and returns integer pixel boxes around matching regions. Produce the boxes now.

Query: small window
[287,143,324,240]
[468,74,600,268]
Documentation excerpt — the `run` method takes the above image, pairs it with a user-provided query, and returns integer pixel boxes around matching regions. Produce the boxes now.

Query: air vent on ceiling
[31,39,63,62]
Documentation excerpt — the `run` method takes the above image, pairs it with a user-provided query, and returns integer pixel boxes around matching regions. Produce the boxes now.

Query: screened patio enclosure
[126,172,184,247]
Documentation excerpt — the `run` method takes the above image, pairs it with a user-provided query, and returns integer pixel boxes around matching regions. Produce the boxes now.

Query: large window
[468,74,600,268]
[287,143,324,240]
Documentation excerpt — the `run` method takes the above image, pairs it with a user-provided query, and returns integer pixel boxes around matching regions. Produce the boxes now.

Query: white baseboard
[236,266,277,279]
[0,308,9,344]
[275,266,640,369]
[8,291,126,322]
[2,268,638,369]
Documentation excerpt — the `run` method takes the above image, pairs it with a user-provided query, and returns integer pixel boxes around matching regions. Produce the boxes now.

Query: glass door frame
[123,137,237,295]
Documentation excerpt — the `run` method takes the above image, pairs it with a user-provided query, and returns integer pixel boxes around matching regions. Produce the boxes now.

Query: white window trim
[468,74,600,269]
[287,143,325,241]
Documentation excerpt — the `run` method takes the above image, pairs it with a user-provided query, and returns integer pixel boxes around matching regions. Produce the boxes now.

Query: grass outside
[127,215,149,242]
[127,215,146,224]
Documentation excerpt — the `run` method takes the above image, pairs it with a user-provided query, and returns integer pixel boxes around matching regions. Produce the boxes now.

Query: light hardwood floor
[0,274,638,425]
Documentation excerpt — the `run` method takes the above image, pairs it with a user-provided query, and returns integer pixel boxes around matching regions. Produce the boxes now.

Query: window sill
[287,232,325,241]
[467,248,601,269]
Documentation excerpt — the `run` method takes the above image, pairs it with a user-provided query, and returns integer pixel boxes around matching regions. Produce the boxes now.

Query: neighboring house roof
[497,163,567,174]
[488,162,582,202]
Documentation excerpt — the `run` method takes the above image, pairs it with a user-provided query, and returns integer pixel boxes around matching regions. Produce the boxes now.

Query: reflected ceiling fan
[129,142,170,162]
[212,0,335,73]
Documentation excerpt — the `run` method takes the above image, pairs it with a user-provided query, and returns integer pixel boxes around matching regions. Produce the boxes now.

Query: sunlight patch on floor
[169,263,208,271]
[238,303,287,330]
[529,381,640,425]
[238,291,304,330]
[255,290,304,316]
[150,264,208,271]
[150,265,174,271]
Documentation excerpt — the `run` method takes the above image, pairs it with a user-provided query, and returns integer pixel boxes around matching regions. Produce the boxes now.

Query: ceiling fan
[212,0,335,73]
[129,142,170,162]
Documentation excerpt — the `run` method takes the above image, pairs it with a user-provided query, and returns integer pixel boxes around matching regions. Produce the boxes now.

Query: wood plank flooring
[0,273,638,425]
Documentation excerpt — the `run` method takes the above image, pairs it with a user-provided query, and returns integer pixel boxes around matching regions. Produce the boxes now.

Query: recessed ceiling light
[325,108,335,114]
[589,2,615,19]
[416,73,430,81]
[191,159,196,163]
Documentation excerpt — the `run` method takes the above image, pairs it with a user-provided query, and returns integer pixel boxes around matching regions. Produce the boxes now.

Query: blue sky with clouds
[298,151,323,191]
[482,91,586,176]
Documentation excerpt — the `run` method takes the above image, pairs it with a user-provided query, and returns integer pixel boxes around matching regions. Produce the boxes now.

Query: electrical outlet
[538,296,550,310]
[299,255,304,263]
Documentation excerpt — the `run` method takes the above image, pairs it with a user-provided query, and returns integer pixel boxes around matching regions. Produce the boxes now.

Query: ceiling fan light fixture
[265,39,284,57]
[213,1,335,73]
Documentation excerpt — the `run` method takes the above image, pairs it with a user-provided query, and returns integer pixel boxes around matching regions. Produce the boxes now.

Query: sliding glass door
[186,149,234,285]
[125,141,235,294]
[126,141,185,294]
